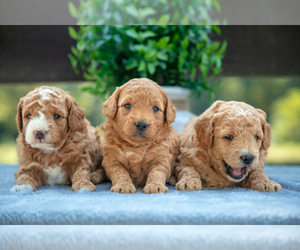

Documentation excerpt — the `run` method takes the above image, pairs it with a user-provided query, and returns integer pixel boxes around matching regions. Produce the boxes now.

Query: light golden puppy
[101,78,179,194]
[175,100,282,192]
[10,86,106,192]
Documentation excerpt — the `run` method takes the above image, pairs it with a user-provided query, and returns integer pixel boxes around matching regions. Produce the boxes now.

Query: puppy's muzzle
[135,121,148,132]
[240,154,254,166]
[34,130,46,141]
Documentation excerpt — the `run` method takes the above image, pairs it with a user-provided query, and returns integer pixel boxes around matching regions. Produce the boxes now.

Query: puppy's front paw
[90,170,106,185]
[167,175,177,186]
[72,181,96,192]
[143,183,169,194]
[251,179,282,192]
[110,183,136,193]
[175,178,202,191]
[10,185,34,192]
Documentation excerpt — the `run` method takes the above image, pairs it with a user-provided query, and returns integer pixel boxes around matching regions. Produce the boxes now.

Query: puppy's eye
[124,103,131,109]
[254,135,259,140]
[26,114,32,119]
[225,135,233,140]
[153,106,159,112]
[53,114,60,120]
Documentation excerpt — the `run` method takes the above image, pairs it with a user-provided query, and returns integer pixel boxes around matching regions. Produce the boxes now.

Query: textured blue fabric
[1,165,299,225]
[1,225,300,250]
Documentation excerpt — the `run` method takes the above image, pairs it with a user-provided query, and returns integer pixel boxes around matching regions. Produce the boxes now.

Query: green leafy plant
[68,25,227,99]
[69,0,222,25]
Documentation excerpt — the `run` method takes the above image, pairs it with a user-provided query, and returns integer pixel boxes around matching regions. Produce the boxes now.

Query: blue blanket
[1,164,299,225]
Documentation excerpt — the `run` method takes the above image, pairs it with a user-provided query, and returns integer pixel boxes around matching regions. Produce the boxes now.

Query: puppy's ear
[163,92,176,124]
[257,109,271,151]
[194,100,224,149]
[16,97,24,134]
[67,95,86,132]
[103,87,121,119]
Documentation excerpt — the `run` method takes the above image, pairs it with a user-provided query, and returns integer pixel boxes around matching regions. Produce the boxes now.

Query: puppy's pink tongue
[232,168,242,176]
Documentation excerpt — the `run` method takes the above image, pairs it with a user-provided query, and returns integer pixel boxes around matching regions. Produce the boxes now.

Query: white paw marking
[10,185,34,192]
[78,187,92,192]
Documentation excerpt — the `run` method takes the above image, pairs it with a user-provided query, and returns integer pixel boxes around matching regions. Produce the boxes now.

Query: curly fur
[101,78,179,194]
[11,86,106,192]
[175,100,282,192]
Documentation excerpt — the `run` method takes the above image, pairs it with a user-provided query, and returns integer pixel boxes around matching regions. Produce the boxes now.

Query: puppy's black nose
[135,121,148,131]
[35,130,45,140]
[241,154,254,165]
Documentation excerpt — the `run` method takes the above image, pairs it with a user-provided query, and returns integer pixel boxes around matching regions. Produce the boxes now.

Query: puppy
[175,100,282,192]
[10,86,106,192]
[101,78,179,194]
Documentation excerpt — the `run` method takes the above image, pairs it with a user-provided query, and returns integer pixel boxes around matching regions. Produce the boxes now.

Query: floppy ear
[194,100,224,149]
[16,97,24,134]
[67,95,86,132]
[163,91,176,124]
[257,109,271,151]
[103,87,121,119]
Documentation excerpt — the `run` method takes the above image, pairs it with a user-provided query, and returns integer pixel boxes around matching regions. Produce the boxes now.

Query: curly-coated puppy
[101,78,179,194]
[10,86,106,192]
[175,100,282,192]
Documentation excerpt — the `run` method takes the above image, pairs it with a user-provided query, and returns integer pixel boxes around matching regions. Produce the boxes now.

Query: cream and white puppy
[10,86,106,192]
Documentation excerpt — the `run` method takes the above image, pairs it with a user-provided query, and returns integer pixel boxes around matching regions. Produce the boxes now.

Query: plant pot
[162,86,195,133]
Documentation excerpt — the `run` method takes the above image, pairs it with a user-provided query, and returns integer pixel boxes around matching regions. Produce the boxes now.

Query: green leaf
[138,60,146,71]
[125,5,138,18]
[68,2,78,18]
[133,44,145,53]
[212,25,221,35]
[144,49,157,60]
[159,61,167,70]
[125,59,139,70]
[218,41,227,55]
[208,41,221,52]
[157,36,171,48]
[83,72,94,81]
[70,45,80,57]
[180,37,189,49]
[140,31,156,41]
[93,40,105,50]
[190,66,196,78]
[157,52,168,61]
[182,15,189,25]
[68,54,79,74]
[200,65,208,78]
[140,7,156,17]
[157,14,170,25]
[68,27,78,39]
[77,40,85,52]
[212,0,221,12]
[147,63,156,75]
[125,29,139,39]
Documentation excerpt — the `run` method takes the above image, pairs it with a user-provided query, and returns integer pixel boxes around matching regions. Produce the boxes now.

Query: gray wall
[213,0,300,24]
[0,0,300,25]
[1,26,299,84]
[0,0,77,25]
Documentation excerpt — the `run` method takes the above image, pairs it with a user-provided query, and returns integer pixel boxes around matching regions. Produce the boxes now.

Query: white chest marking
[235,107,253,116]
[44,166,65,185]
